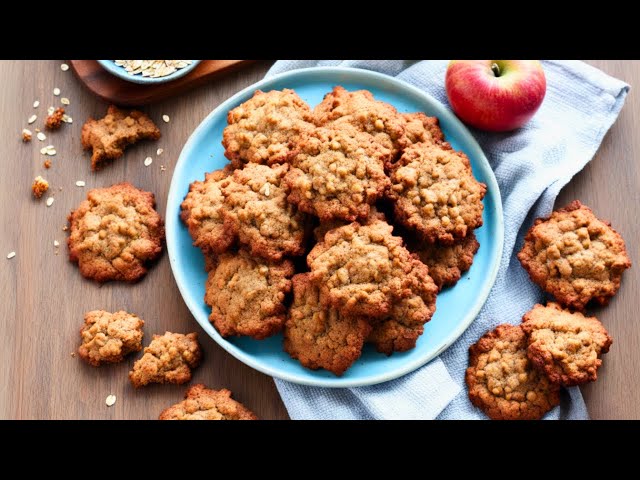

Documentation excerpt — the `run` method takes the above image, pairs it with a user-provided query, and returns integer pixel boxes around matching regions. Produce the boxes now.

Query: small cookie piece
[180,167,234,254]
[222,89,314,167]
[45,107,65,130]
[466,324,560,420]
[517,201,631,310]
[81,105,161,171]
[522,303,612,386]
[222,163,309,261]
[32,175,49,198]
[307,219,437,320]
[367,294,437,355]
[314,86,406,158]
[205,250,294,339]
[159,384,258,420]
[284,273,371,376]
[78,310,144,366]
[409,232,480,290]
[388,142,486,244]
[129,332,202,388]
[285,125,391,222]
[67,183,164,283]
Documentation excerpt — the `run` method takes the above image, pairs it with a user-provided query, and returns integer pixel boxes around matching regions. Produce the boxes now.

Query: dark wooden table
[0,60,636,419]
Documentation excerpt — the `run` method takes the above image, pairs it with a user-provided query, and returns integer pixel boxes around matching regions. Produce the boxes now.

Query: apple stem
[491,62,501,77]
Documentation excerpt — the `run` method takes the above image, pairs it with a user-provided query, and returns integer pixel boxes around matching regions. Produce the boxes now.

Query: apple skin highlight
[445,60,547,132]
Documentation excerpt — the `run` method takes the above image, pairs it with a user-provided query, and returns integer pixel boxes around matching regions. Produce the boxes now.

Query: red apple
[445,60,546,132]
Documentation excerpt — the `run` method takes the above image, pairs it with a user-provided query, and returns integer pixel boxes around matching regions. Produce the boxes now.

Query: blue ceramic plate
[167,67,504,388]
[98,60,201,84]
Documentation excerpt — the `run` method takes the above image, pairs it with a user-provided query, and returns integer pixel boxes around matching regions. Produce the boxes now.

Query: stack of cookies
[466,201,631,419]
[180,87,487,376]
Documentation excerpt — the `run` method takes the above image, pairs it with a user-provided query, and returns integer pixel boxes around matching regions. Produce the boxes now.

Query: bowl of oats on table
[98,60,201,84]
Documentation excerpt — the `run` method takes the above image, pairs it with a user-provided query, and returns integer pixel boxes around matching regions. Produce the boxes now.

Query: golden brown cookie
[159,384,258,420]
[397,112,445,152]
[45,107,65,130]
[283,273,371,376]
[409,232,480,290]
[466,324,560,420]
[312,205,387,242]
[307,219,437,320]
[81,105,161,171]
[129,332,202,388]
[222,163,309,261]
[522,303,612,386]
[78,310,144,366]
[222,89,315,168]
[388,142,486,244]
[313,86,406,157]
[367,294,437,355]
[204,250,294,339]
[285,125,391,222]
[67,183,164,283]
[180,167,234,254]
[517,201,631,310]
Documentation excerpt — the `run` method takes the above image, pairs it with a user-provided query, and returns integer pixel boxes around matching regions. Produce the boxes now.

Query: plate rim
[166,66,504,388]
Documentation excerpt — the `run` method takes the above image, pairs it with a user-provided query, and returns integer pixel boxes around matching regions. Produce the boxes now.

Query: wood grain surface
[0,60,636,419]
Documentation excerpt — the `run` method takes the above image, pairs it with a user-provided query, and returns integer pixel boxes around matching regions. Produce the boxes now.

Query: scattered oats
[46,197,54,207]
[42,145,56,156]
[144,156,153,167]
[156,148,164,156]
[43,160,51,169]
[62,114,72,124]
[162,114,170,123]
[70,352,75,357]
[53,88,60,96]
[60,63,69,71]
[160,165,166,172]
[105,394,117,407]
[62,225,68,231]
[28,114,37,124]
[54,240,60,247]
[33,100,40,108]
[75,180,86,187]
[47,106,55,116]
[37,132,46,141]
[22,129,32,142]
[7,251,16,259]
[40,147,48,154]
[61,97,70,106]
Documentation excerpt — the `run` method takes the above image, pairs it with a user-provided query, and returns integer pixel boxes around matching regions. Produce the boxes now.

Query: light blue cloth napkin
[267,60,629,420]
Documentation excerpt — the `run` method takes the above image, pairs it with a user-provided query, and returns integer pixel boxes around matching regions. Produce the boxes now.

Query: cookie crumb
[70,352,75,357]
[32,176,49,198]
[44,160,51,169]
[160,165,166,172]
[105,394,116,407]
[7,251,16,259]
[22,129,32,142]
[62,225,68,231]
[45,107,65,130]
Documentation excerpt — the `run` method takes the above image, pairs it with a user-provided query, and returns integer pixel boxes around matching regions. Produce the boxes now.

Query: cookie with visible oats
[522,303,612,386]
[466,324,560,420]
[205,250,294,339]
[285,125,391,222]
[67,183,164,283]
[129,332,202,388]
[81,105,161,171]
[283,273,371,376]
[312,205,387,242]
[388,142,486,244]
[397,112,445,151]
[307,219,436,320]
[222,89,315,168]
[517,201,631,310]
[159,384,258,420]
[409,232,480,290]
[78,310,144,366]
[45,107,65,130]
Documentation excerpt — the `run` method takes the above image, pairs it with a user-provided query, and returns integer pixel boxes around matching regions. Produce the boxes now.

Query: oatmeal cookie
[180,167,234,254]
[367,293,437,355]
[67,183,164,283]
[466,324,560,420]
[222,163,309,261]
[81,105,161,171]
[159,384,258,420]
[307,219,437,320]
[518,201,631,310]
[398,112,445,151]
[283,273,371,376]
[313,86,406,157]
[312,206,387,242]
[388,142,486,244]
[522,303,612,386]
[222,89,314,168]
[285,125,391,222]
[129,332,202,388]
[78,310,144,366]
[409,232,480,290]
[204,250,294,339]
